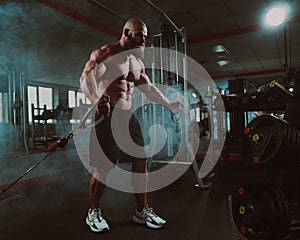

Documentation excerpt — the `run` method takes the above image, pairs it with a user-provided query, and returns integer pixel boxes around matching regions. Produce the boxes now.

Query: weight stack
[242,114,300,168]
[235,115,300,240]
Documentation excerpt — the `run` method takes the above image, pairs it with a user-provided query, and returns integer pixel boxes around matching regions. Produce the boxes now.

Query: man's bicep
[79,49,106,103]
[82,59,96,76]
[81,56,106,86]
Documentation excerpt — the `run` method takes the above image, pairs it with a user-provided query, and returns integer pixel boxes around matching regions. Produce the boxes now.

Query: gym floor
[0,163,245,240]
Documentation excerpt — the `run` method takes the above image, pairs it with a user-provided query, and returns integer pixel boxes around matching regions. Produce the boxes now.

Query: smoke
[0,0,102,83]
[132,83,186,162]
[132,76,205,154]
[0,123,23,157]
[0,1,38,56]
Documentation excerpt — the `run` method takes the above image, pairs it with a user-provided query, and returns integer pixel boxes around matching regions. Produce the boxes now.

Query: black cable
[0,102,102,196]
[0,145,58,196]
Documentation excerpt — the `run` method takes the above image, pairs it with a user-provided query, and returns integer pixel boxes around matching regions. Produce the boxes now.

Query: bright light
[265,5,288,27]
[217,60,229,67]
[213,44,228,53]
[192,92,197,98]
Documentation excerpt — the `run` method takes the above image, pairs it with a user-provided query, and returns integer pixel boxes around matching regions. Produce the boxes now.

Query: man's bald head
[120,18,148,58]
[123,18,147,32]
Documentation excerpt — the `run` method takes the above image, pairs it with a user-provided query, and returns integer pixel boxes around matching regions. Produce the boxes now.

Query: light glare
[265,6,287,26]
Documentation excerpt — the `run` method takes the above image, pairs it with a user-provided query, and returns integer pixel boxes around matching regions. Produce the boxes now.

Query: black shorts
[89,107,145,167]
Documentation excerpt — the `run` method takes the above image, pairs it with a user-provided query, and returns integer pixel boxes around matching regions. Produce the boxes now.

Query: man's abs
[102,79,135,110]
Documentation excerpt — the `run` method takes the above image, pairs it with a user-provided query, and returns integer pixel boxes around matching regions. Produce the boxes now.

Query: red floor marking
[0,169,82,194]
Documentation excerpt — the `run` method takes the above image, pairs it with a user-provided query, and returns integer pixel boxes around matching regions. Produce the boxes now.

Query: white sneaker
[85,208,109,232]
[132,205,166,229]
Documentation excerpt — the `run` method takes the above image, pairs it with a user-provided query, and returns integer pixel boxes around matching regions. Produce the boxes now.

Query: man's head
[121,18,148,58]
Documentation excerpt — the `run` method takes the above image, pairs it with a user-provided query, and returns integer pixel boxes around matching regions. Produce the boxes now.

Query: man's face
[126,26,147,58]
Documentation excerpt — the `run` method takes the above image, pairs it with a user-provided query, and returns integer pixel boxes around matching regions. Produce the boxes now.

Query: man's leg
[86,168,110,232]
[90,170,106,209]
[131,159,148,211]
[131,159,167,229]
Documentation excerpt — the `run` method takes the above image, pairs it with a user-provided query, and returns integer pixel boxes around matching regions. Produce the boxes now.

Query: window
[28,86,53,123]
[39,87,53,109]
[68,90,76,108]
[28,86,37,123]
[77,92,87,106]
[68,90,90,108]
[0,92,9,123]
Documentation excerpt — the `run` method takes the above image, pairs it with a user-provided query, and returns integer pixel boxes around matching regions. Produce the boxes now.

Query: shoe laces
[144,205,158,217]
[90,208,103,221]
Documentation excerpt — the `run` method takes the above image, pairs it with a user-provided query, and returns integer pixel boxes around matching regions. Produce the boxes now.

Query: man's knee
[132,159,147,173]
[93,167,112,181]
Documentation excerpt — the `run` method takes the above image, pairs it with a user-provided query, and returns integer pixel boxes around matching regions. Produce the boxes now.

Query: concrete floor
[0,164,245,240]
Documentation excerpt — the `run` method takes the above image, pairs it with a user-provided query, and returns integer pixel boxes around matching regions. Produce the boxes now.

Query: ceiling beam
[188,15,300,45]
[38,0,119,38]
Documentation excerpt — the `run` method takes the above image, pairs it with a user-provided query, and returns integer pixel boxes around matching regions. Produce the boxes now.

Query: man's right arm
[79,48,107,104]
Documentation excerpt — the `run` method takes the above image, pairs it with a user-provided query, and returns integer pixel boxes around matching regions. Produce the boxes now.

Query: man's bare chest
[103,55,143,82]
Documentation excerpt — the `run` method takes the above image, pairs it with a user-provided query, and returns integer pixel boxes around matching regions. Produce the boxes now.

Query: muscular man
[80,18,182,232]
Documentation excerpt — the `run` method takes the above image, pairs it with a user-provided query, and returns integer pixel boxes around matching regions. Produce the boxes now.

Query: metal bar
[12,71,16,127]
[8,73,12,123]
[153,33,162,38]
[151,160,191,165]
[31,103,35,150]
[174,31,179,83]
[21,72,29,154]
[144,0,185,39]
[159,36,163,84]
[89,0,126,20]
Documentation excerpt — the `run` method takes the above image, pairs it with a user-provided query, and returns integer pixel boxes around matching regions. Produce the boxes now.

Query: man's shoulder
[90,44,113,63]
[100,43,114,51]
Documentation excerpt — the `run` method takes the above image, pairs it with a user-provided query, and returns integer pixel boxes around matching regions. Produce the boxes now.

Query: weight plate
[265,183,291,240]
[232,183,278,240]
[243,115,283,166]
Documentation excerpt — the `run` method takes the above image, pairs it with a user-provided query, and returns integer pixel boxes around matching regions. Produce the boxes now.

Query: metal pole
[8,73,12,123]
[89,0,126,20]
[144,0,185,39]
[159,36,164,84]
[21,71,29,154]
[174,31,179,83]
[19,71,24,152]
[12,71,16,127]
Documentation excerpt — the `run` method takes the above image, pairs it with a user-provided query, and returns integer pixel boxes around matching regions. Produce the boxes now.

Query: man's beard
[133,46,145,59]
[126,40,145,59]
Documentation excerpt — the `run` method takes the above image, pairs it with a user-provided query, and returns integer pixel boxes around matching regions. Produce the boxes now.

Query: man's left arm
[136,70,183,114]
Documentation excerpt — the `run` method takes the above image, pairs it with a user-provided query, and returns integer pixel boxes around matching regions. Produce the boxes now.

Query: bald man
[80,18,182,232]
